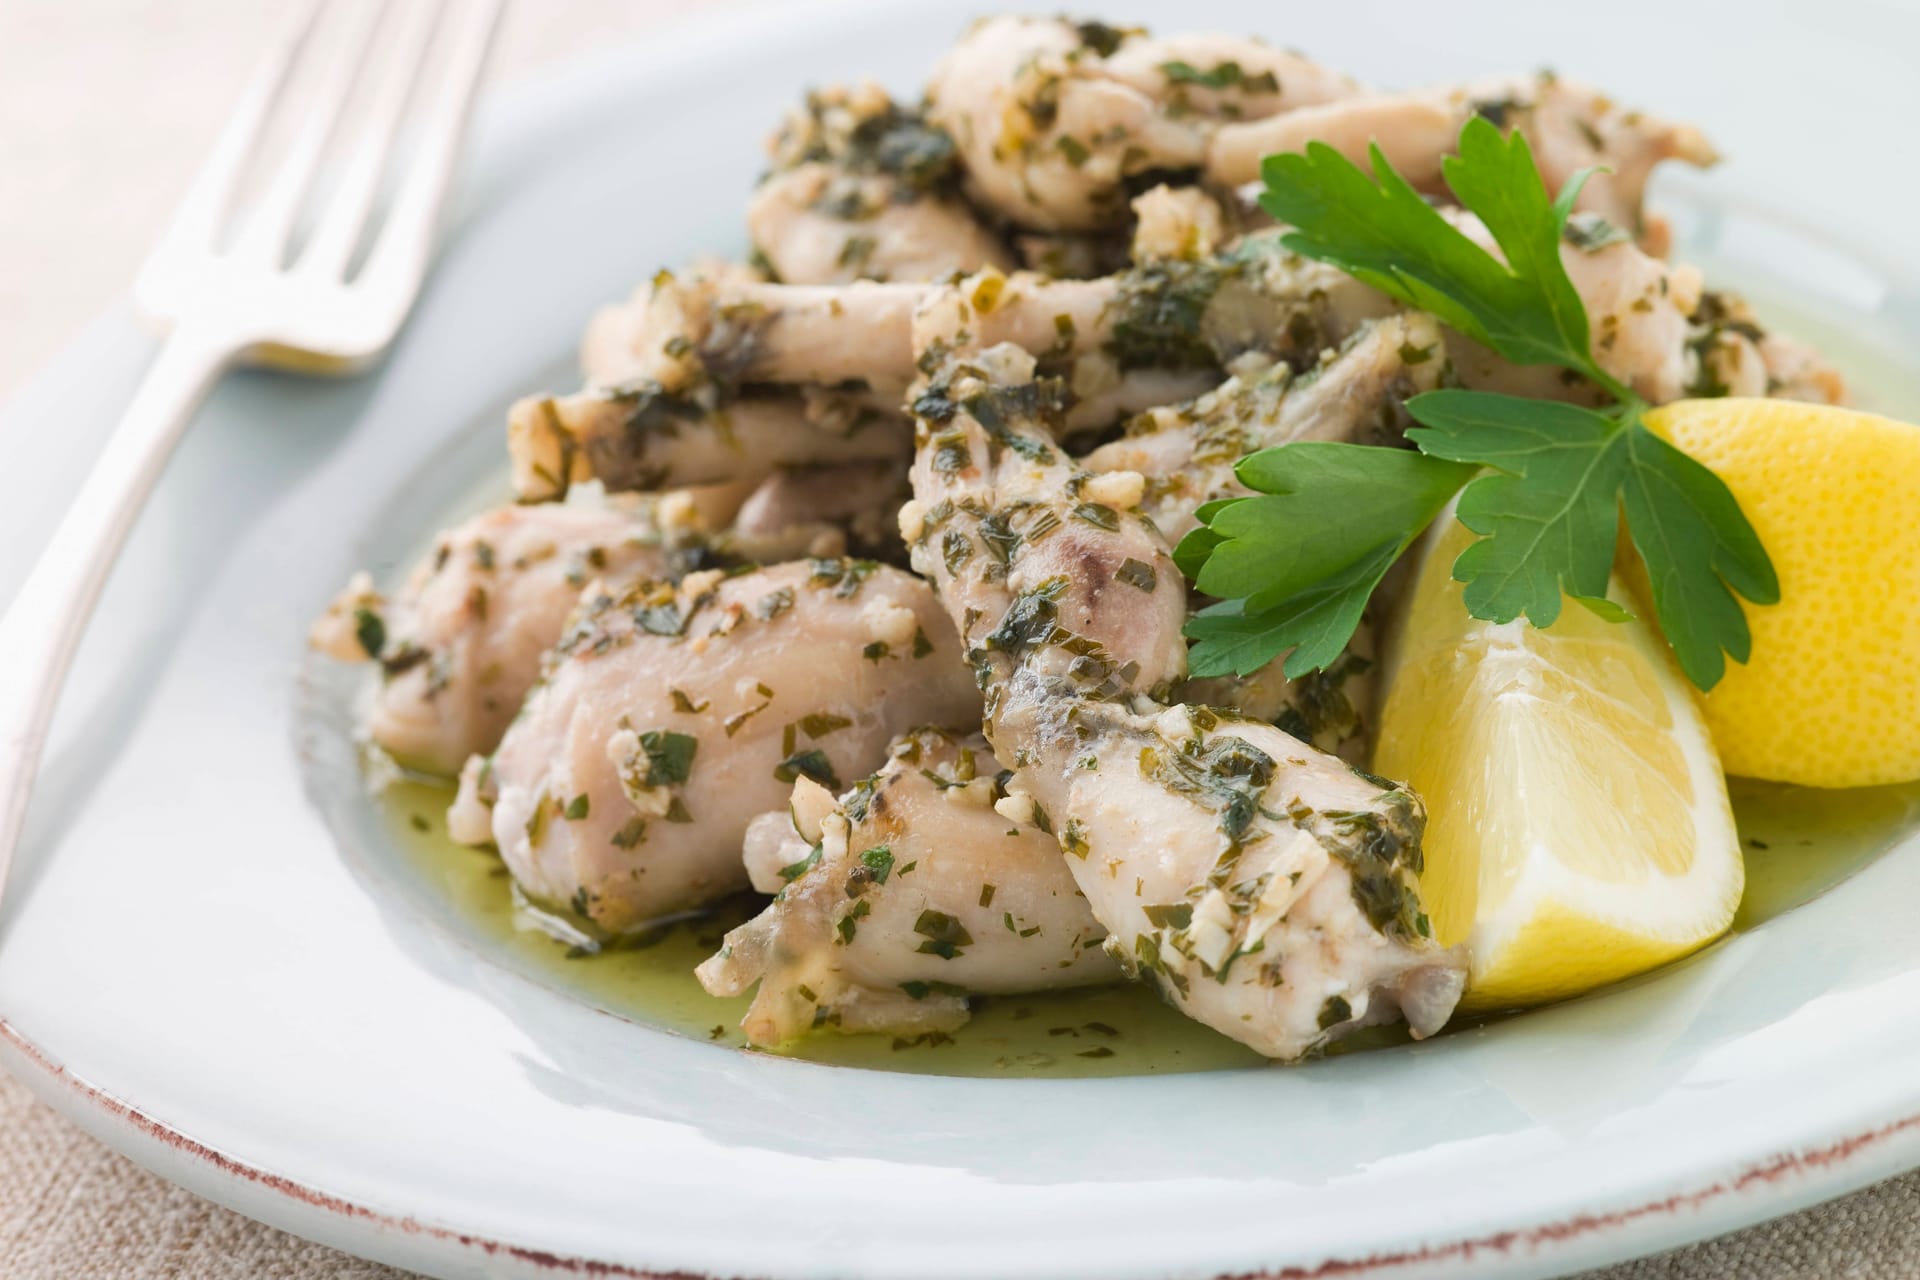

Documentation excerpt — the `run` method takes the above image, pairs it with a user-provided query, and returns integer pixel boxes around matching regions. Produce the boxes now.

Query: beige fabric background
[0,2,1915,1277]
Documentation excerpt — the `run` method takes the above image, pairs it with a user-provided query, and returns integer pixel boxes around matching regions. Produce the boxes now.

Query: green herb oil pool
[375,774,1920,1078]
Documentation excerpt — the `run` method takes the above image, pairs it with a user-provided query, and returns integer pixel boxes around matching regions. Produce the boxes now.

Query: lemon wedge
[1374,511,1743,1012]
[1645,398,1920,787]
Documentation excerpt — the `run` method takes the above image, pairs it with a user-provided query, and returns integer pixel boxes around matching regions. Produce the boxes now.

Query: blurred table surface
[1,2,1917,1278]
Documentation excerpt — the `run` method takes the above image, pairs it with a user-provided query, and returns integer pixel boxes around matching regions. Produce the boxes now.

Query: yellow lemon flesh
[1644,398,1920,788]
[1374,514,1744,1012]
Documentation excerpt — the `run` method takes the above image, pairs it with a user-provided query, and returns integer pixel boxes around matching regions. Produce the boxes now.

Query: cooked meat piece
[1454,72,1717,252]
[1215,74,1714,252]
[1128,184,1229,263]
[697,727,1117,1046]
[508,384,907,503]
[536,237,1396,499]
[728,459,908,563]
[897,322,1465,1060]
[447,560,979,936]
[1084,313,1446,764]
[1085,312,1444,542]
[1684,290,1847,405]
[926,16,1354,231]
[583,270,925,396]
[751,81,1014,283]
[927,18,1706,252]
[310,503,674,776]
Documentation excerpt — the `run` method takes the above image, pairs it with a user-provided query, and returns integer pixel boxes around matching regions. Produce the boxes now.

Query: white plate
[4,2,1920,1277]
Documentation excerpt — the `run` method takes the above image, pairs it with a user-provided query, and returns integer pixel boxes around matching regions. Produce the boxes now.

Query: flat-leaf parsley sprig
[1175,115,1777,691]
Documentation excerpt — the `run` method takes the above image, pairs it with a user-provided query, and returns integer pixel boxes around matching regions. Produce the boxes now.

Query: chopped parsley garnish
[1115,558,1157,593]
[859,844,895,883]
[1178,116,1776,690]
[638,730,698,786]
[913,909,973,959]
[778,846,823,883]
[1159,60,1278,93]
[774,749,841,791]
[798,712,852,739]
[352,606,385,659]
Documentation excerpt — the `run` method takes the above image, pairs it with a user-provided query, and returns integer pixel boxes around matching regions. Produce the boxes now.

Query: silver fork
[0,0,504,892]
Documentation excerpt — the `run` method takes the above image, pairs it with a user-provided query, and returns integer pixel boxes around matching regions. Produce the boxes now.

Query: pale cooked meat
[751,168,1012,284]
[447,560,980,935]
[1214,74,1714,253]
[1685,290,1847,404]
[694,325,1446,1050]
[750,82,1014,283]
[1013,228,1133,279]
[308,465,914,773]
[690,328,1444,1009]
[543,236,1396,499]
[1100,28,1355,117]
[1437,213,1704,406]
[1177,639,1377,768]
[508,384,907,503]
[1083,313,1447,765]
[697,727,1117,1046]
[898,323,1465,1060]
[310,503,672,776]
[583,270,925,395]
[926,16,1354,231]
[1753,333,1846,405]
[728,460,907,561]
[1128,184,1229,263]
[1084,312,1445,543]
[926,17,1706,252]
[1208,94,1463,193]
[580,258,771,388]
[1456,72,1717,252]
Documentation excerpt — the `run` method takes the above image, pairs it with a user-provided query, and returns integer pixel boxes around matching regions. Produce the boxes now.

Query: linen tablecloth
[1,2,1913,1276]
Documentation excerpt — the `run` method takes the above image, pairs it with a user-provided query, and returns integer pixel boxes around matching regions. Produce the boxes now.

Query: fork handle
[0,325,236,894]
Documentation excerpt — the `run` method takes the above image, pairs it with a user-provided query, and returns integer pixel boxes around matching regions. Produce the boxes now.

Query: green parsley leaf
[352,606,385,660]
[638,730,697,786]
[1259,116,1618,394]
[1406,390,1627,628]
[1181,114,1778,691]
[859,844,895,884]
[1186,443,1477,609]
[774,749,842,791]
[1177,444,1473,676]
[1621,423,1779,687]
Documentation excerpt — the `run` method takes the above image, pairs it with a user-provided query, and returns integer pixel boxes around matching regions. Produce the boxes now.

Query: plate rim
[6,2,1920,1277]
[7,1011,1920,1280]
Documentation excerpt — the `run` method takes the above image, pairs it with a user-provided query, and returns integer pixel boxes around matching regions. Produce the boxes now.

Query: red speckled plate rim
[3,3,1920,1279]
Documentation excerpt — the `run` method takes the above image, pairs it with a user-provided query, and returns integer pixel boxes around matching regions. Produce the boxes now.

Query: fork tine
[298,0,445,280]
[148,0,324,261]
[232,0,390,267]
[355,0,505,302]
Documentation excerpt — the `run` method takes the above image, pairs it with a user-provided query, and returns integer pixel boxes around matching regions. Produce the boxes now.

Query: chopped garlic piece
[862,601,920,649]
[1154,704,1194,743]
[608,728,673,816]
[787,776,837,845]
[1079,469,1144,511]
[679,569,726,605]
[1185,889,1238,973]
[897,499,927,544]
[1243,827,1330,950]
